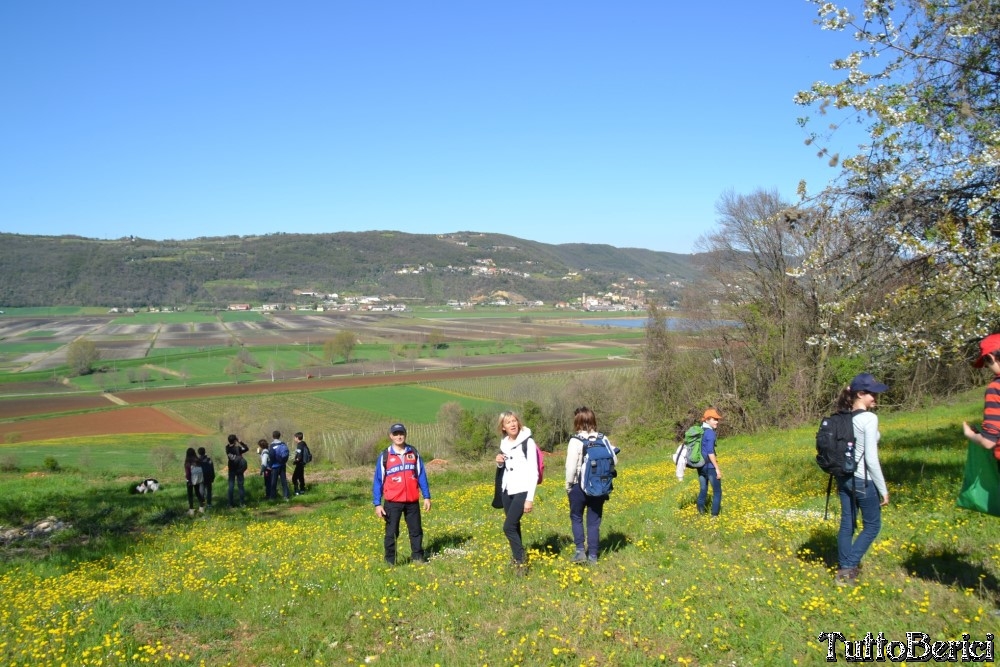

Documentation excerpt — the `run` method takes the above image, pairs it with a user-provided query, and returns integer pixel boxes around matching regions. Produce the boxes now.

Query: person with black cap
[373,423,432,565]
[962,333,1000,457]
[834,372,890,585]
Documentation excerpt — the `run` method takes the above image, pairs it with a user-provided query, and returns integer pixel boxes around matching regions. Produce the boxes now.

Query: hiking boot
[835,567,859,585]
[513,562,528,577]
[571,550,586,563]
[588,555,599,565]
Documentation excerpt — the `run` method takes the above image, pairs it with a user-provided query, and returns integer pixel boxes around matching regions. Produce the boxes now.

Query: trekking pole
[823,475,833,521]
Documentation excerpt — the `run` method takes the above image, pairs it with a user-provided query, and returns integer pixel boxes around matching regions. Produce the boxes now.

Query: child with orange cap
[697,408,723,517]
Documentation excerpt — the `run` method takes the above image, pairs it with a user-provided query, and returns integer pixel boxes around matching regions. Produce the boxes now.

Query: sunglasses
[391,431,406,436]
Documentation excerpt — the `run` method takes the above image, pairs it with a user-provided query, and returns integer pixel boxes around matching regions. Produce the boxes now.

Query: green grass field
[0,389,997,665]
[110,312,221,324]
[315,385,507,424]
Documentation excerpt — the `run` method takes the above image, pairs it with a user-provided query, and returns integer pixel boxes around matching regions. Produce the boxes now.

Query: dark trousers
[292,463,305,493]
[383,501,424,564]
[267,465,290,499]
[203,481,213,506]
[262,469,272,498]
[568,484,605,559]
[501,490,528,564]
[227,470,245,506]
[186,482,204,509]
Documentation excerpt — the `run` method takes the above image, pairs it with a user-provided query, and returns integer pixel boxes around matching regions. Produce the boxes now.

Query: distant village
[107,250,681,314]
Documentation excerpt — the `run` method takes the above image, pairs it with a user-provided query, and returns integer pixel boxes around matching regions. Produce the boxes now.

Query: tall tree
[698,189,831,424]
[795,0,1000,360]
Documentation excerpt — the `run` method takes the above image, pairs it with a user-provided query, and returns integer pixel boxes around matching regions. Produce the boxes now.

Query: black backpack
[815,411,860,477]
[201,456,216,484]
[815,409,863,519]
[301,443,313,464]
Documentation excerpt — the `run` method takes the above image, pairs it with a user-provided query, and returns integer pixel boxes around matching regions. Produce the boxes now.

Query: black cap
[389,423,407,435]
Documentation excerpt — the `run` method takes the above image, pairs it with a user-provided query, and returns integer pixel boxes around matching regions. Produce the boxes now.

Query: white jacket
[499,426,539,502]
[852,411,888,498]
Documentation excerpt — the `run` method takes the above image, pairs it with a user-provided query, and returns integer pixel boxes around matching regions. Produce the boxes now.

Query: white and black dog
[133,478,161,494]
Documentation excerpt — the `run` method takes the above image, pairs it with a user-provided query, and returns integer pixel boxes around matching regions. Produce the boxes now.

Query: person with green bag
[958,334,1000,516]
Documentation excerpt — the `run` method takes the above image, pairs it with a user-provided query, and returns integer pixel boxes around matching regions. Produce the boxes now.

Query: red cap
[974,334,1000,368]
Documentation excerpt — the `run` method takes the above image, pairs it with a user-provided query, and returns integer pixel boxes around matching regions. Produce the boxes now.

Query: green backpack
[683,425,706,468]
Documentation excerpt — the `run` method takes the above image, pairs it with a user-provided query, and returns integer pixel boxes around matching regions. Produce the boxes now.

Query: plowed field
[0,358,634,441]
[0,406,209,442]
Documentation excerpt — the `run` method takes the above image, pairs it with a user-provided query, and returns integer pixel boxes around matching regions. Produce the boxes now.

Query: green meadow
[315,385,506,424]
[0,388,998,665]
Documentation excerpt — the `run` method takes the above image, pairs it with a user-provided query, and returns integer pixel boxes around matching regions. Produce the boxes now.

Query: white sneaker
[187,509,195,517]
[198,506,205,514]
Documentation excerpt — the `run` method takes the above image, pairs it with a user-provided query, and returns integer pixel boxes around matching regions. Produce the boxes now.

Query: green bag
[956,443,1000,517]
[683,425,705,468]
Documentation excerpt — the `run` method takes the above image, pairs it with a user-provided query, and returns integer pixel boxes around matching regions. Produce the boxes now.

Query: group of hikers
[371,406,619,571]
[176,332,1000,585]
[182,430,312,514]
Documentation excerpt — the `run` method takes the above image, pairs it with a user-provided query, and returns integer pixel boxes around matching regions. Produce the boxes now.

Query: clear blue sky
[0,1,862,253]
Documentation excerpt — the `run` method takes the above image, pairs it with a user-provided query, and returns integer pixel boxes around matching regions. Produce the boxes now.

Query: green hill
[0,231,703,308]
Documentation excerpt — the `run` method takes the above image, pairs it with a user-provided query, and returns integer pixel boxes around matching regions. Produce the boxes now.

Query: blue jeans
[568,485,605,559]
[697,466,721,516]
[837,476,881,569]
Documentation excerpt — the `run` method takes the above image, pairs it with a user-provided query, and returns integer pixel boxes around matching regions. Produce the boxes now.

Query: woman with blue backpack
[565,406,618,564]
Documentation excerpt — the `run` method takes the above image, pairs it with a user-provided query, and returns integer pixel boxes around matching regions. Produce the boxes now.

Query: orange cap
[703,408,722,421]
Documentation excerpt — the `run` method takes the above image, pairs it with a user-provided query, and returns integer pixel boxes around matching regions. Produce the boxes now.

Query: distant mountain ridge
[0,231,704,308]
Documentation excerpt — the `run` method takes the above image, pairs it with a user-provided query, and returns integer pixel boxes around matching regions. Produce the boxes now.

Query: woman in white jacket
[494,410,539,570]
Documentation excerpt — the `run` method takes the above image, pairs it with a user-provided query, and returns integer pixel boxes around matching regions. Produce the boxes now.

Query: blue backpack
[270,441,290,466]
[579,433,619,497]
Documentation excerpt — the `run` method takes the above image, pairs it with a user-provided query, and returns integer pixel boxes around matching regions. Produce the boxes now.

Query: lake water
[580,318,731,330]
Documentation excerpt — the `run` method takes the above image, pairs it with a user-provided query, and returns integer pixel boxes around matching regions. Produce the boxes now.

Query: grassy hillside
[0,231,702,308]
[0,390,997,665]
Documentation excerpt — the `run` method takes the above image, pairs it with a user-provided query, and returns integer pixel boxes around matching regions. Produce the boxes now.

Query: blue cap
[849,373,889,394]
[389,423,407,435]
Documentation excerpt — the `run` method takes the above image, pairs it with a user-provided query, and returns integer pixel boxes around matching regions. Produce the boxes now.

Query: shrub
[43,456,60,472]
